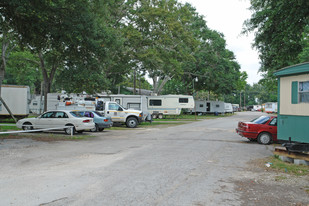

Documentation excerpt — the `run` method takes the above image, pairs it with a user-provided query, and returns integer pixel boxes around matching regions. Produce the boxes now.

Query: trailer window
[127,103,141,110]
[199,104,203,107]
[179,98,188,103]
[299,81,309,103]
[216,104,220,107]
[149,100,162,106]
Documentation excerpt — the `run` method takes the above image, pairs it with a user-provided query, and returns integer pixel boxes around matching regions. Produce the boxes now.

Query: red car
[236,116,277,145]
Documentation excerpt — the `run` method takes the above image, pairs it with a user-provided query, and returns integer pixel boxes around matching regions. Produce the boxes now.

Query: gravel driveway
[0,112,308,206]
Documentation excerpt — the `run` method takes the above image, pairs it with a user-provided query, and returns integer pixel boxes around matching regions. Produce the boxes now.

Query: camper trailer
[147,95,194,118]
[98,94,194,119]
[205,101,225,114]
[95,94,150,120]
[0,85,31,118]
[193,100,208,114]
[224,103,233,113]
[264,102,277,113]
[191,100,225,115]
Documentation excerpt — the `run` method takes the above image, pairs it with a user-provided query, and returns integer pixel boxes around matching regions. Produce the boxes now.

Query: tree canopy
[1,0,245,105]
[243,0,309,75]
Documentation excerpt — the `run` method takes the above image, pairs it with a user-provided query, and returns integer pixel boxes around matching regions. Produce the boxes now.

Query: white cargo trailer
[0,85,31,118]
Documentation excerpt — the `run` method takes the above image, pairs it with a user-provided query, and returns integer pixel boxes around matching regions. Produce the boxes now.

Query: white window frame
[299,81,309,103]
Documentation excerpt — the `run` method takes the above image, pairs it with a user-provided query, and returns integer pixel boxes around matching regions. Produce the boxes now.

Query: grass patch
[152,113,234,121]
[139,121,186,127]
[0,125,19,131]
[265,155,309,176]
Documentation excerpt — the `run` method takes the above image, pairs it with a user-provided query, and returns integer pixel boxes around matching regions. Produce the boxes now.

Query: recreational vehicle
[264,102,277,113]
[147,95,194,118]
[0,85,31,118]
[191,100,225,114]
[224,103,233,113]
[98,94,194,119]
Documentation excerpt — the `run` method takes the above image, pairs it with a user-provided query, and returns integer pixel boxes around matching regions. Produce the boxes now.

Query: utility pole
[133,69,136,95]
[239,91,242,110]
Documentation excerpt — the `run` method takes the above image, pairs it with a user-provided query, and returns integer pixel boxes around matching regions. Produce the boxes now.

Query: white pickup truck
[95,100,143,128]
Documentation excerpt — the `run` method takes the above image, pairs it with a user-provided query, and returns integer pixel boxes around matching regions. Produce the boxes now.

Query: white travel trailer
[264,102,277,113]
[98,94,194,119]
[96,94,148,112]
[147,95,194,118]
[224,103,233,113]
[0,85,31,118]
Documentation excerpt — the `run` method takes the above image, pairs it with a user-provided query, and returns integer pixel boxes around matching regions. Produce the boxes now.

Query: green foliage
[244,0,309,71]
[3,46,42,93]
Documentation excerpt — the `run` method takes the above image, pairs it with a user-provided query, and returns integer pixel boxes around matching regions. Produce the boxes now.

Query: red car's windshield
[251,116,270,124]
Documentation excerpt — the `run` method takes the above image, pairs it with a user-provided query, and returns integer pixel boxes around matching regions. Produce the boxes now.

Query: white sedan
[16,110,95,135]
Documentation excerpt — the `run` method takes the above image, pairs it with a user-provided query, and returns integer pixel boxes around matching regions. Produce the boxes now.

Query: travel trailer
[98,94,194,119]
[147,95,194,118]
[264,102,277,113]
[191,100,225,114]
[224,103,233,113]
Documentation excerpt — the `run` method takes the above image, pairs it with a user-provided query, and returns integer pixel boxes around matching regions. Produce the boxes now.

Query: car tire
[152,114,157,119]
[64,124,75,135]
[257,132,272,145]
[22,122,33,130]
[90,124,99,132]
[158,114,163,119]
[126,117,138,128]
[98,128,104,132]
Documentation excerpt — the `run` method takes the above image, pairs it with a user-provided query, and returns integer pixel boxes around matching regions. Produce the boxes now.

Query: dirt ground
[234,158,309,206]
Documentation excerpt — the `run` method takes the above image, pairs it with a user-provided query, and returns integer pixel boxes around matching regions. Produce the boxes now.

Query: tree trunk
[38,51,58,112]
[1,32,18,121]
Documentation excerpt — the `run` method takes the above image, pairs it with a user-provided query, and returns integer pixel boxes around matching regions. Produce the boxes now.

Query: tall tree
[123,0,198,94]
[243,0,309,88]
[1,0,122,110]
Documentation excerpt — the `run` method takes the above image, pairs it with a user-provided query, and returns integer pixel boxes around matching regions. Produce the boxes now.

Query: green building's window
[299,81,309,103]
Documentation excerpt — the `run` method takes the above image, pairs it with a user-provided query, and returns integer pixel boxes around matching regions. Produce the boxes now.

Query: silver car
[16,110,95,135]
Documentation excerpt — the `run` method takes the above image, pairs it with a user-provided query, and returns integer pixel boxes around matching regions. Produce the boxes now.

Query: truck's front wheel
[126,117,138,128]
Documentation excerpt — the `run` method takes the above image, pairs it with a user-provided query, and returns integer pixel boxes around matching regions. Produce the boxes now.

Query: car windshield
[93,111,104,117]
[70,111,84,117]
[251,116,270,124]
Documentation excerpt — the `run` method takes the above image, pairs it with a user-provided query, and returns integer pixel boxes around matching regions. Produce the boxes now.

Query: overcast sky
[180,0,262,85]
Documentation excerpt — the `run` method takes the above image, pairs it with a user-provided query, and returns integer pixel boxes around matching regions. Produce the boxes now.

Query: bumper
[236,128,258,139]
[75,123,95,131]
[96,122,113,129]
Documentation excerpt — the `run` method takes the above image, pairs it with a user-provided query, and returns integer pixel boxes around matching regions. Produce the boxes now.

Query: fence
[0,124,75,136]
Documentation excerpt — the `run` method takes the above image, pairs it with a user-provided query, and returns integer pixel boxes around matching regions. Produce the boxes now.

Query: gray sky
[180,0,262,85]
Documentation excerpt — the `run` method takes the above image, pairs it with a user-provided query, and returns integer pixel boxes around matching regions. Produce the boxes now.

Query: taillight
[104,119,108,122]
[83,119,90,123]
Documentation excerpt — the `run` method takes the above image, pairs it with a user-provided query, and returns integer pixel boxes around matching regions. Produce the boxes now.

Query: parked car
[236,116,277,145]
[78,111,113,132]
[16,110,95,135]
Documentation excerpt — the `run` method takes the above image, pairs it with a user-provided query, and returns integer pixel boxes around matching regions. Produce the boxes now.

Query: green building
[274,62,309,143]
